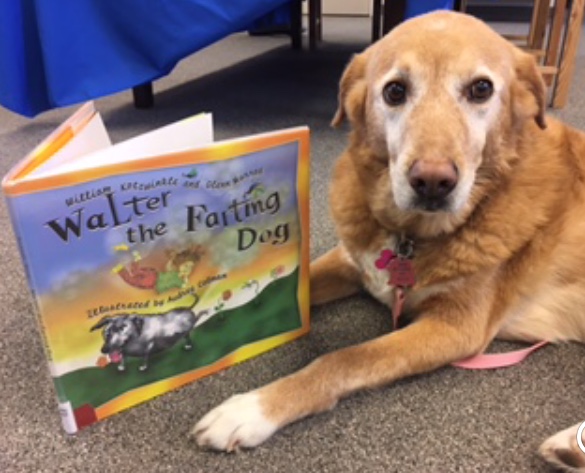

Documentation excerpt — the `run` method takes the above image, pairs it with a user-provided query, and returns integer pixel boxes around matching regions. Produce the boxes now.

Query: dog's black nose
[408,160,458,202]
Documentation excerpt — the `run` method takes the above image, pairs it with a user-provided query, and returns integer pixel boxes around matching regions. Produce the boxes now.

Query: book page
[33,113,214,178]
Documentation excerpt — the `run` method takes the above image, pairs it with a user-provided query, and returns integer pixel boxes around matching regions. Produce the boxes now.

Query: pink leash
[393,286,548,370]
[378,247,547,371]
[451,340,548,369]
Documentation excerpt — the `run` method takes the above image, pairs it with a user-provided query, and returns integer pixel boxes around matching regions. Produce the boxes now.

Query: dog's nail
[194,433,209,448]
[227,439,240,453]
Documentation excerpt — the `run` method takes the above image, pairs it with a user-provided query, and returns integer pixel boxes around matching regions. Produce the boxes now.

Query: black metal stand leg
[309,0,323,50]
[133,82,154,109]
[382,0,407,35]
[372,0,382,41]
[290,0,303,50]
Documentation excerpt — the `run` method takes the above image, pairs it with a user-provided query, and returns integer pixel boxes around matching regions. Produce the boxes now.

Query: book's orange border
[3,102,96,185]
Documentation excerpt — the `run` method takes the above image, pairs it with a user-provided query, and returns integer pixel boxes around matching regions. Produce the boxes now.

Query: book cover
[2,103,310,434]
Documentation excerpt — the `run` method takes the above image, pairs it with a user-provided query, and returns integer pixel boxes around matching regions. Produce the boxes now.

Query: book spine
[4,196,79,434]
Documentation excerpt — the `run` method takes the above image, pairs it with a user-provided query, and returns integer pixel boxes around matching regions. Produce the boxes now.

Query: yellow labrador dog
[193,11,585,469]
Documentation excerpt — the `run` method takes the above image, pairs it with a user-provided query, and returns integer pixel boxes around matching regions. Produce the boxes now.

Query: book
[2,102,310,434]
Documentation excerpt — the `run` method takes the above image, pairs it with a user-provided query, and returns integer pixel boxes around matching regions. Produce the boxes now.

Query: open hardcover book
[2,103,310,434]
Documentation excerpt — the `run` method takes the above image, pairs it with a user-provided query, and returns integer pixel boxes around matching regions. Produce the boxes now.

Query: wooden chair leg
[552,0,585,108]
[545,0,568,69]
[528,0,551,50]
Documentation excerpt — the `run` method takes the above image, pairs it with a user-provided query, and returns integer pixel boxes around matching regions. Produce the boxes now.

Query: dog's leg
[192,285,491,451]
[184,333,193,351]
[540,423,585,472]
[139,354,149,371]
[310,245,362,306]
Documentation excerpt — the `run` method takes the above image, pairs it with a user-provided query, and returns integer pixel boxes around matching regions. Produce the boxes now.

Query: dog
[192,11,585,469]
[90,300,201,372]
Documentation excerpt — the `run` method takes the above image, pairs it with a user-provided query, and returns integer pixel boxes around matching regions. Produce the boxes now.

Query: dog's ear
[512,48,547,130]
[131,316,144,335]
[331,50,370,128]
[90,317,112,331]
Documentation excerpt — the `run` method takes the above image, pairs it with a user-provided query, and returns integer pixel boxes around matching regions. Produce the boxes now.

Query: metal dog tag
[388,258,416,288]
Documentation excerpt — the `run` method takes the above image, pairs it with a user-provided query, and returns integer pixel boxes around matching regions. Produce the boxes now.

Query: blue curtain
[406,0,455,18]
[0,0,291,117]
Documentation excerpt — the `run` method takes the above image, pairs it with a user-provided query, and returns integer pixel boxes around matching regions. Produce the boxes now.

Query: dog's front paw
[539,423,585,472]
[191,391,278,452]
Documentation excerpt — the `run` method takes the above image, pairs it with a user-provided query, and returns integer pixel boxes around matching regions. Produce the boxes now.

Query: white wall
[302,0,371,16]
[322,0,371,15]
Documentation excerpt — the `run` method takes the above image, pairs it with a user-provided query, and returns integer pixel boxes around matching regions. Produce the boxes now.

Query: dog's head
[90,315,144,355]
[333,11,546,225]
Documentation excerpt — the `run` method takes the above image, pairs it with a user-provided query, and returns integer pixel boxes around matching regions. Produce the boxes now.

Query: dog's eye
[468,79,494,103]
[383,81,407,106]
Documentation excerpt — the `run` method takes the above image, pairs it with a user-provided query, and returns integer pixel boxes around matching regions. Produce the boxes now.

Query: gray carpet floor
[1,16,584,473]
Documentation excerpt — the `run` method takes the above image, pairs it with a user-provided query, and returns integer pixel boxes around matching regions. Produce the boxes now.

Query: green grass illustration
[58,269,302,409]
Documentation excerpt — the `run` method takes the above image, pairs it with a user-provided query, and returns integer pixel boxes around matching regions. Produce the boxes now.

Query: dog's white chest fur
[345,237,399,306]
